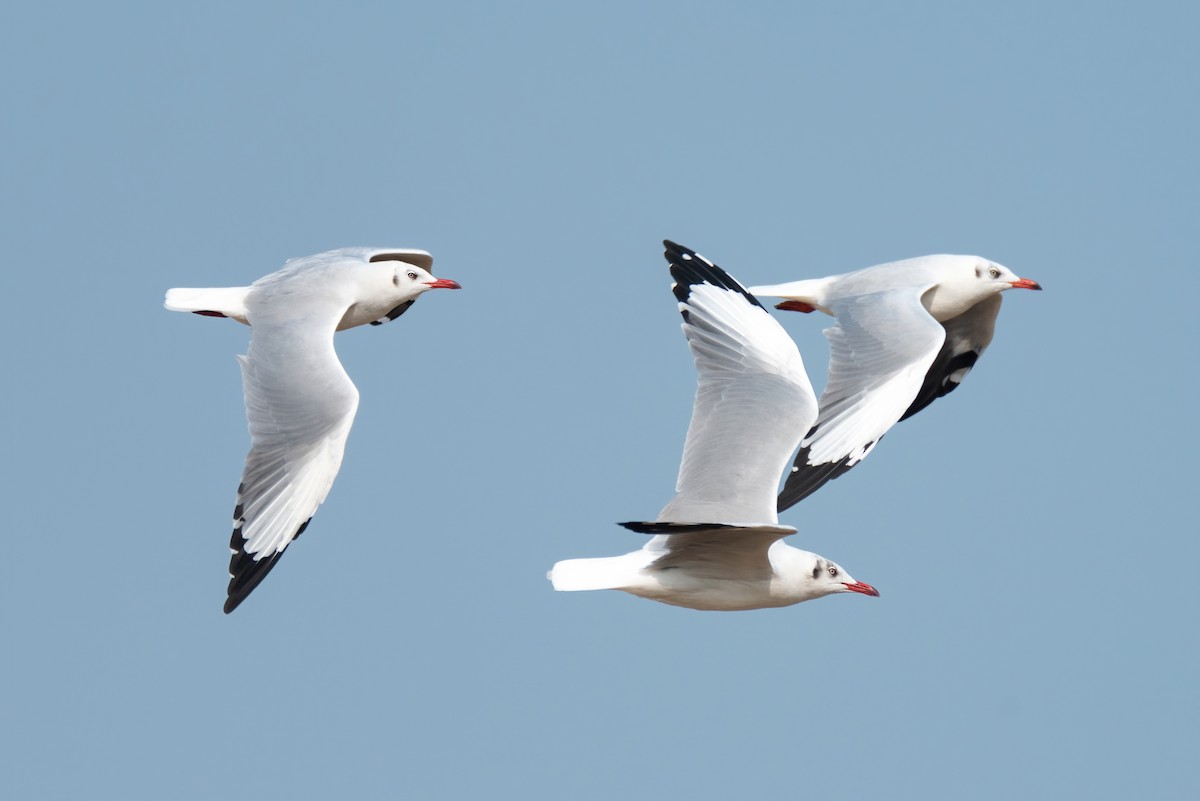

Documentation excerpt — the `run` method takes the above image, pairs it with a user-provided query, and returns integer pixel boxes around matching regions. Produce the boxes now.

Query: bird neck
[767,543,825,603]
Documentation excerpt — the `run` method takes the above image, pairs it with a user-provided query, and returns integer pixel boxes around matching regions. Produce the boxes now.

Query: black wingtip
[224,533,286,614]
[224,546,286,614]
[222,515,311,614]
[776,447,862,512]
[662,240,691,261]
[661,240,765,311]
[373,300,415,326]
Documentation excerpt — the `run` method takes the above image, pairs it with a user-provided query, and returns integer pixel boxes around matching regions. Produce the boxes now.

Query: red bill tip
[425,278,462,290]
[1010,277,1042,290]
[842,581,880,597]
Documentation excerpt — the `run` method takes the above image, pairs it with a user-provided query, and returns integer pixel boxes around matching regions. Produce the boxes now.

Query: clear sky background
[3,2,1197,799]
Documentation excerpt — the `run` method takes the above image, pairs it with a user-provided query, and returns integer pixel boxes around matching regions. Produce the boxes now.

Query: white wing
[777,285,944,510]
[224,291,359,613]
[656,242,817,526]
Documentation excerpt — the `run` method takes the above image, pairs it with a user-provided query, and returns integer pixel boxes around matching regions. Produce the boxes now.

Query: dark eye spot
[988,267,1000,279]
[406,271,418,280]
[827,566,838,578]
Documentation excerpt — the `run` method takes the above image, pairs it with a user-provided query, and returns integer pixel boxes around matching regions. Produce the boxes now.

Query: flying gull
[166,247,461,613]
[749,254,1041,511]
[549,241,878,610]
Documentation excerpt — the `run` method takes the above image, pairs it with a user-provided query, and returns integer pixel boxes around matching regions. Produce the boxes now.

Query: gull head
[359,250,462,304]
[337,251,462,330]
[814,556,880,599]
[385,262,461,301]
[921,255,1041,320]
[777,548,880,602]
[969,258,1041,294]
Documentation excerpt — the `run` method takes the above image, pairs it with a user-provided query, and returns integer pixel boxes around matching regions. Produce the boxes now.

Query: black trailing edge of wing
[620,521,745,534]
[620,521,797,537]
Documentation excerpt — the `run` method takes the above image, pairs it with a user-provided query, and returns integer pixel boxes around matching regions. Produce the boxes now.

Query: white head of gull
[165,246,461,613]
[549,241,878,611]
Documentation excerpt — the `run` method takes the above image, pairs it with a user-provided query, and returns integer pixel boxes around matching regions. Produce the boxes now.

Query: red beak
[774,300,817,313]
[1009,277,1042,290]
[425,278,462,290]
[842,581,880,597]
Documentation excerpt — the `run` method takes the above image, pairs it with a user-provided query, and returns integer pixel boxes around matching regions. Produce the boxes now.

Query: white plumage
[166,247,461,613]
[749,254,1041,510]
[549,241,878,611]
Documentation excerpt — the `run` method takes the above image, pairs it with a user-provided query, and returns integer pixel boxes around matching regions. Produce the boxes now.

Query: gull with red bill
[549,241,879,610]
[748,254,1041,511]
[165,247,461,613]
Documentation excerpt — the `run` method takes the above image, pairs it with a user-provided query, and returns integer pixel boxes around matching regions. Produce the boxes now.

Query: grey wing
[778,286,945,511]
[224,310,359,613]
[658,243,818,525]
[899,294,1001,421]
[626,524,796,581]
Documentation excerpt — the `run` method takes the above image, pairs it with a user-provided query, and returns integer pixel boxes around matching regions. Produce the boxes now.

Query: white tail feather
[164,286,252,325]
[746,277,833,314]
[549,552,655,592]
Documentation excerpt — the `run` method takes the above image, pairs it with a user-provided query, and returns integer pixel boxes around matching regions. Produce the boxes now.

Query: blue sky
[3,2,1197,799]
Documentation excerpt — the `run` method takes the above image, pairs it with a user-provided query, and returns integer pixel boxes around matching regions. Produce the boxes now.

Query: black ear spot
[974,266,983,278]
